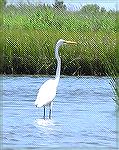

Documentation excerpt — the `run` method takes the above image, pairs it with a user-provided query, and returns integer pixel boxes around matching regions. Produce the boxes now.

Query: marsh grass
[3,4,115,32]
[2,28,116,76]
[111,77,119,106]
[105,34,119,106]
[1,4,118,76]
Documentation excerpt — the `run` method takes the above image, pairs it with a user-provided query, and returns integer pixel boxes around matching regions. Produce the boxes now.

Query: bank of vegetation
[1,1,118,75]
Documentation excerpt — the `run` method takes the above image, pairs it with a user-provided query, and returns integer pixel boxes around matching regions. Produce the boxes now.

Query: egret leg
[43,106,45,120]
[49,103,52,119]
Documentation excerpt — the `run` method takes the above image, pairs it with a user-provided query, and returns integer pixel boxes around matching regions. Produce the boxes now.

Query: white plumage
[35,39,76,119]
[35,79,57,107]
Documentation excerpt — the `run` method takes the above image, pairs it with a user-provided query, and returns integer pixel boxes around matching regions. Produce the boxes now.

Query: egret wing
[35,79,57,107]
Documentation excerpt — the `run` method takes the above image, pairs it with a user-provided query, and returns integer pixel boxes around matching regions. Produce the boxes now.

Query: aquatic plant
[1,4,118,76]
[111,77,119,106]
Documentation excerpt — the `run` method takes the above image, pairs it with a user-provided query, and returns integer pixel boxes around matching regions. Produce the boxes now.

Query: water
[2,76,119,149]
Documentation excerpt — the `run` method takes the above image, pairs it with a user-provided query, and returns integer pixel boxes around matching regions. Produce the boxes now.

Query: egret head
[56,39,65,49]
[56,39,77,49]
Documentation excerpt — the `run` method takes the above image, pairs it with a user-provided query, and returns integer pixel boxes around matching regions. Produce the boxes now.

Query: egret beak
[65,40,77,44]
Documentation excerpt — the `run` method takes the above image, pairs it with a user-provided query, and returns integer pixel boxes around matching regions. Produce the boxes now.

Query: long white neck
[55,45,61,86]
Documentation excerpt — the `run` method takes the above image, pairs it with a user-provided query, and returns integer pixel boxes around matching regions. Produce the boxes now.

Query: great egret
[35,39,77,119]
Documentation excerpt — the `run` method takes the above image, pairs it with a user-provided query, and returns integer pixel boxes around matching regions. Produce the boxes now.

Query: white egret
[35,39,77,119]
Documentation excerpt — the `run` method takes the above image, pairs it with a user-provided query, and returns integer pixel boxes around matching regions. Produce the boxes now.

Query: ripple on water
[35,119,55,127]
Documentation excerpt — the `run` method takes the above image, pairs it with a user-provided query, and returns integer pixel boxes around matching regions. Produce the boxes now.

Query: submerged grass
[111,77,119,106]
[105,31,119,106]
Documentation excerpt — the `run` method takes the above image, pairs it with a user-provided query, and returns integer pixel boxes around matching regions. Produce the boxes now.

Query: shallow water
[2,76,119,149]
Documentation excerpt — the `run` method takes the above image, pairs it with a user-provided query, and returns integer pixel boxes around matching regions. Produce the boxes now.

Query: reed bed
[2,28,116,75]
[1,4,119,76]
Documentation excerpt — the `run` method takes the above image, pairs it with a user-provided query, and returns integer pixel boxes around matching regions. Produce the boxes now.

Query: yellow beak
[65,40,77,44]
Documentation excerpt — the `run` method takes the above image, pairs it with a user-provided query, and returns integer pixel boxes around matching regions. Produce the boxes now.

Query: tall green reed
[2,28,117,76]
[1,4,118,76]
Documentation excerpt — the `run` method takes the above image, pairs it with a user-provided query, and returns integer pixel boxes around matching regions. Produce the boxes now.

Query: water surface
[2,76,118,149]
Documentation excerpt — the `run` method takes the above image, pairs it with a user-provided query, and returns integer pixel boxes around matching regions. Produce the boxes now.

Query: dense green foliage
[3,4,116,32]
[53,0,66,10]
[1,4,119,76]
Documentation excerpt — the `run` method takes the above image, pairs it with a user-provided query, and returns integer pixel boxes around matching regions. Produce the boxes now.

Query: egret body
[35,39,76,119]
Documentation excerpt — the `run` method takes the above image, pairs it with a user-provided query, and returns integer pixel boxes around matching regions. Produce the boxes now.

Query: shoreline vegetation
[1,2,119,76]
[1,1,119,104]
